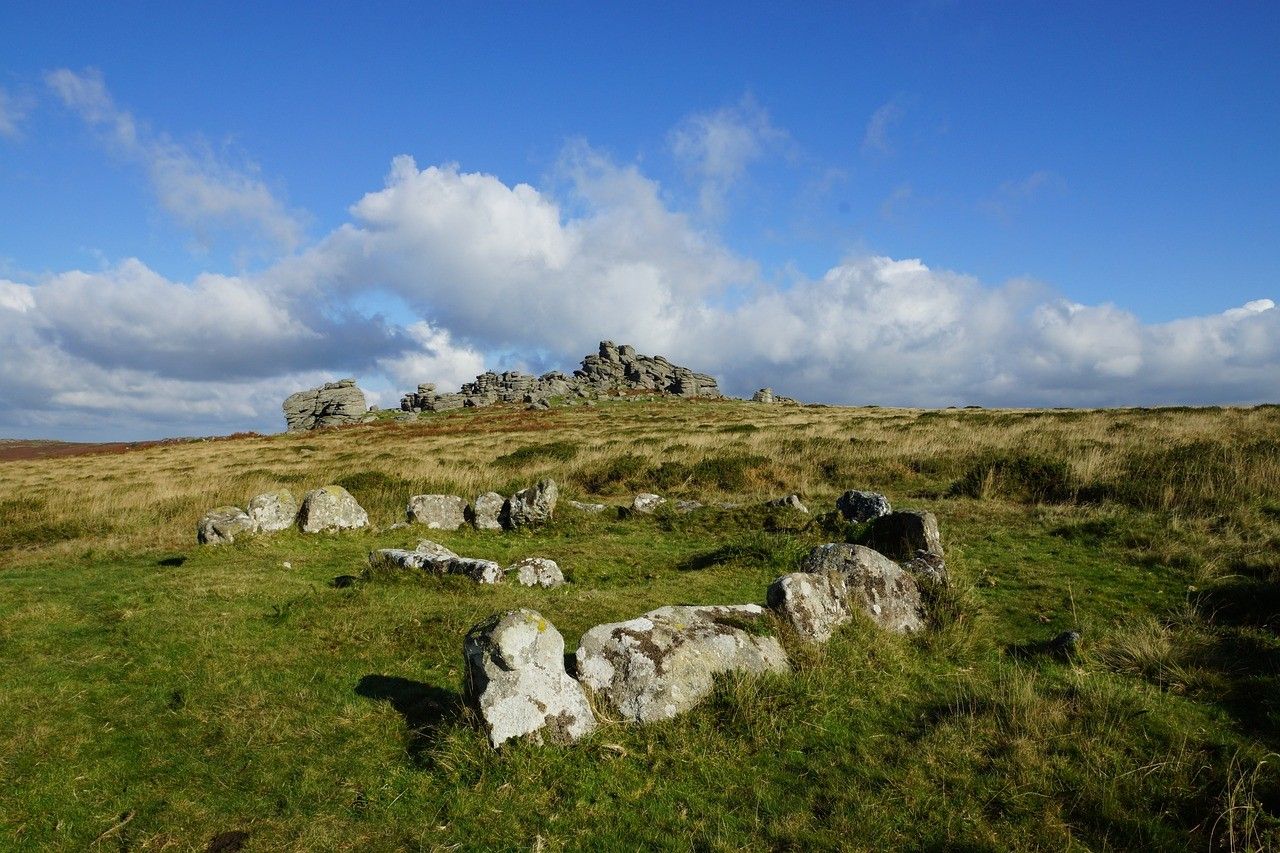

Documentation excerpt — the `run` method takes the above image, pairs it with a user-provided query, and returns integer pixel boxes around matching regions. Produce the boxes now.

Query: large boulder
[507,557,565,588]
[197,506,253,545]
[801,544,924,633]
[864,510,943,559]
[247,490,298,533]
[502,479,558,529]
[576,604,789,723]
[767,572,851,643]
[445,557,504,584]
[468,492,506,530]
[298,486,369,533]
[835,490,892,523]
[464,610,597,747]
[406,494,467,530]
[283,379,367,431]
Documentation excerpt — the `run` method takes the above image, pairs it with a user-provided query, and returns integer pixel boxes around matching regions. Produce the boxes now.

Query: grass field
[1,398,1278,850]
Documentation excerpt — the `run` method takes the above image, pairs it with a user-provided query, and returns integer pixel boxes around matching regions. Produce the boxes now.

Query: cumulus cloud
[862,99,905,155]
[45,68,304,253]
[668,96,789,216]
[2,121,1276,439]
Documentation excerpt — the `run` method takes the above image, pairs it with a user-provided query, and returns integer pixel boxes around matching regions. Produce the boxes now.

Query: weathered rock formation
[767,572,851,643]
[248,490,299,533]
[576,604,789,723]
[468,492,506,530]
[398,341,721,413]
[368,539,505,583]
[464,610,597,747]
[864,510,943,560]
[836,490,893,523]
[501,479,558,529]
[507,557,565,588]
[283,379,367,431]
[406,494,467,530]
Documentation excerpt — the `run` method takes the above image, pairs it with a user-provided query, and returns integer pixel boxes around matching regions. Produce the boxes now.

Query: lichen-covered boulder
[631,493,665,513]
[445,557,504,584]
[864,510,943,559]
[298,486,369,533]
[368,539,459,571]
[502,479,558,529]
[507,557,564,588]
[835,490,892,523]
[801,543,924,633]
[247,490,298,533]
[576,604,789,723]
[197,506,253,545]
[469,492,506,530]
[406,494,467,530]
[767,572,851,643]
[464,609,597,747]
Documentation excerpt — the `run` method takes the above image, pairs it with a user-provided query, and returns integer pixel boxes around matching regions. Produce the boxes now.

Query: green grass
[1,401,1279,849]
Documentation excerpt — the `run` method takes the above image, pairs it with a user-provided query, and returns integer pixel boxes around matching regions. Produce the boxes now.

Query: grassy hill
[1,399,1278,850]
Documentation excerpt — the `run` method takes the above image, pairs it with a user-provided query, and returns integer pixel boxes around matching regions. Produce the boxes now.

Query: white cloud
[668,96,789,216]
[862,99,905,155]
[45,68,303,253]
[0,87,32,139]
[2,133,1276,440]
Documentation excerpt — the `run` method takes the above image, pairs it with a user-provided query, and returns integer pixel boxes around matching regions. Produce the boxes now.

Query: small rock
[835,490,892,523]
[197,506,253,545]
[282,561,292,570]
[464,609,597,747]
[502,479,559,529]
[247,490,299,533]
[674,500,704,514]
[298,486,369,533]
[576,604,789,723]
[631,493,666,514]
[566,499,607,513]
[767,494,809,513]
[864,510,943,559]
[507,557,565,588]
[767,572,850,643]
[468,492,506,530]
[801,543,925,633]
[406,494,467,530]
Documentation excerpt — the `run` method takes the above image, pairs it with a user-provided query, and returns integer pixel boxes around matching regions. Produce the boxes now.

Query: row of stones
[196,479,560,545]
[369,539,565,588]
[459,493,948,747]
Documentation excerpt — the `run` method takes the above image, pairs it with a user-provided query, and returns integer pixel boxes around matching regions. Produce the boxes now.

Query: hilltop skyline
[1,2,1278,439]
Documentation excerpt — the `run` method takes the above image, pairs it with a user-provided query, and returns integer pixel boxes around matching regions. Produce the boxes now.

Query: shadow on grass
[157,555,186,567]
[355,674,463,764]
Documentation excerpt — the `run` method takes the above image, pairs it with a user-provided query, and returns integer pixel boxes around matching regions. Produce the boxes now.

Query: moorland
[1,398,1278,850]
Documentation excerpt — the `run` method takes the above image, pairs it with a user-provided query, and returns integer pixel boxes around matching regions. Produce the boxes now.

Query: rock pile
[283,380,368,431]
[197,486,368,544]
[751,387,798,405]
[368,540,565,588]
[398,341,721,413]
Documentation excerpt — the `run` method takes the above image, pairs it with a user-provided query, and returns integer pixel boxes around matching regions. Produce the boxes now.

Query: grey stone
[507,557,565,588]
[801,543,924,633]
[576,604,789,723]
[464,609,597,747]
[368,539,460,572]
[197,506,253,545]
[752,387,774,403]
[864,510,943,559]
[406,494,467,530]
[502,479,558,529]
[631,493,665,513]
[247,490,299,533]
[445,557,504,584]
[767,494,809,513]
[902,549,948,586]
[767,572,851,643]
[674,499,704,514]
[835,490,892,523]
[297,486,369,533]
[468,492,506,530]
[283,379,368,431]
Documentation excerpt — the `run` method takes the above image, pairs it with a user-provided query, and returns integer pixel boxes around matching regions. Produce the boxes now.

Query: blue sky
[1,2,1278,439]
